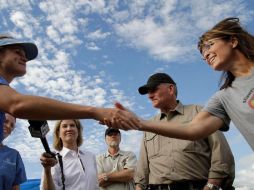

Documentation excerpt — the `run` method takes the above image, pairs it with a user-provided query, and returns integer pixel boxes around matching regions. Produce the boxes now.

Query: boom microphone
[28,120,55,157]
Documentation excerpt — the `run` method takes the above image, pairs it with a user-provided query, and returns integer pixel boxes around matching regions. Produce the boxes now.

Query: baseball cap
[0,37,38,61]
[105,128,120,136]
[138,73,176,95]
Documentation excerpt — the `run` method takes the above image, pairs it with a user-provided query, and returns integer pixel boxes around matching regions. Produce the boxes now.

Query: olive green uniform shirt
[97,149,137,190]
[135,102,235,189]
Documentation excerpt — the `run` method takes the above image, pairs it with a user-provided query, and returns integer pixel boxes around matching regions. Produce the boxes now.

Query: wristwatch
[206,183,220,190]
[103,174,108,181]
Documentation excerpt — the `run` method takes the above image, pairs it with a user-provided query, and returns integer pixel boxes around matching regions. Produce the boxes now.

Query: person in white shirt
[40,119,99,190]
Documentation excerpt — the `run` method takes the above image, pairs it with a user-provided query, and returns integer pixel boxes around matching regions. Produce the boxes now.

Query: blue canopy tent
[20,179,40,190]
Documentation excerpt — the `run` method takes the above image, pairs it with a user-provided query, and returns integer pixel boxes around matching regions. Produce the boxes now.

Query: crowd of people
[0,16,254,190]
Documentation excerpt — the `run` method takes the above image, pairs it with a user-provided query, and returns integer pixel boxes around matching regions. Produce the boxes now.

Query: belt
[147,180,207,190]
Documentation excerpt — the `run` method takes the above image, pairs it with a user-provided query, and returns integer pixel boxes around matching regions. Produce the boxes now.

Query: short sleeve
[203,92,230,131]
[96,155,104,174]
[123,152,137,170]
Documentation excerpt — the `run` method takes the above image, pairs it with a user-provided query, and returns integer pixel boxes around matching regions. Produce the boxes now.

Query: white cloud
[87,29,110,40]
[112,0,254,62]
[114,17,191,61]
[38,0,83,48]
[46,26,61,43]
[79,0,107,14]
[234,154,254,188]
[85,42,100,50]
[39,1,78,34]
[0,0,31,10]
[191,0,254,30]
[10,11,38,38]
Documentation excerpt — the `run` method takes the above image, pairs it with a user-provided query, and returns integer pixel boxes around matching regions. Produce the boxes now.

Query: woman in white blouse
[40,119,99,190]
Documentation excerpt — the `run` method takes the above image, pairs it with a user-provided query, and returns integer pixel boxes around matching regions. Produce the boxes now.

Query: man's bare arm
[99,169,135,187]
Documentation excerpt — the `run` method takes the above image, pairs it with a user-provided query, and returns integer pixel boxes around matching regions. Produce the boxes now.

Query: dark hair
[198,17,254,89]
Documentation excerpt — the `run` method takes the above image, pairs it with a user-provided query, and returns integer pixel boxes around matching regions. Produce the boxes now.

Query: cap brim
[20,43,38,61]
[105,128,120,136]
[0,38,38,61]
[138,83,159,95]
[11,42,38,61]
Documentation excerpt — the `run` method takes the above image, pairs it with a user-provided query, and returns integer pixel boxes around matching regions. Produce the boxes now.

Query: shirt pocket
[172,139,195,152]
[145,133,160,159]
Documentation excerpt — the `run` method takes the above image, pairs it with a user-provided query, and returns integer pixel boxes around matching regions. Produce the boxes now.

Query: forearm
[139,112,223,140]
[140,120,200,140]
[99,180,114,187]
[7,94,97,120]
[42,168,56,190]
[108,169,135,182]
[99,169,134,187]
[135,184,144,190]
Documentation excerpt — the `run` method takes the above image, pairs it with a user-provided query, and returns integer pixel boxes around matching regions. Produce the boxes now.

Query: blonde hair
[53,119,83,151]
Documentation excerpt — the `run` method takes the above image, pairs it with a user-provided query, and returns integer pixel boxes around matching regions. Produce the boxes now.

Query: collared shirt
[97,149,137,190]
[135,102,235,189]
[0,75,9,143]
[40,147,99,190]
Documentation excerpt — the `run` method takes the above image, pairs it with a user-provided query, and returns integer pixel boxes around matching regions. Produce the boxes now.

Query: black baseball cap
[105,128,120,136]
[138,73,176,95]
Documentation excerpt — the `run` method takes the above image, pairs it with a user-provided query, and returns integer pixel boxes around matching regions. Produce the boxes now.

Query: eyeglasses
[201,38,222,60]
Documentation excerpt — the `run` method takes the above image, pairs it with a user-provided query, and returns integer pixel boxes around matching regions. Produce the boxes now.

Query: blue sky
[1,0,254,189]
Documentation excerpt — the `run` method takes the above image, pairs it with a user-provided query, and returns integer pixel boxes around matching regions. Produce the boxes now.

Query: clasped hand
[100,102,142,131]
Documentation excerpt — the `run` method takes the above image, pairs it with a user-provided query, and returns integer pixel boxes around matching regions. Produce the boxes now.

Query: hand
[106,102,141,130]
[40,152,57,168]
[98,173,109,187]
[98,102,141,131]
[98,173,107,180]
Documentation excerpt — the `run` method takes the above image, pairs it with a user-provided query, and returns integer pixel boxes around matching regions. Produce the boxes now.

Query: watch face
[207,183,220,190]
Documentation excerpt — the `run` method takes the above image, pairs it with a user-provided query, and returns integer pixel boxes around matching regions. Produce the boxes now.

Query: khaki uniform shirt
[135,102,235,189]
[97,149,137,190]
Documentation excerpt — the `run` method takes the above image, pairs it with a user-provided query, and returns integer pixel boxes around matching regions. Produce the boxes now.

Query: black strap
[78,155,85,172]
[57,153,65,190]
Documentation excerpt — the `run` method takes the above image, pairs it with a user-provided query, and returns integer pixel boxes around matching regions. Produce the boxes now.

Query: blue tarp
[20,179,40,190]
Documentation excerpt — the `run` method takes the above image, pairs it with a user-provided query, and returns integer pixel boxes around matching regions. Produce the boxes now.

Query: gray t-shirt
[204,69,254,150]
